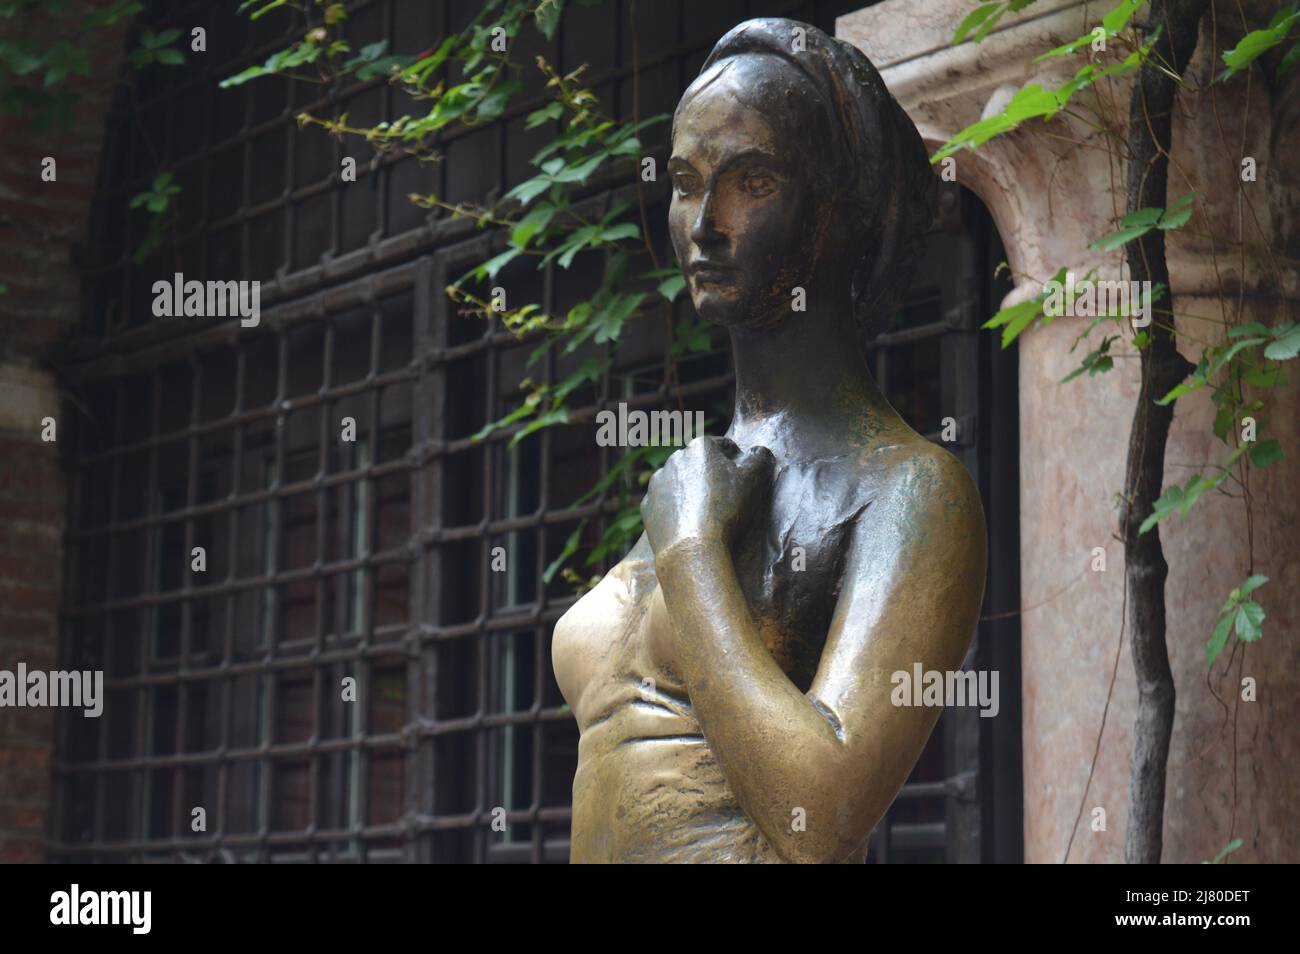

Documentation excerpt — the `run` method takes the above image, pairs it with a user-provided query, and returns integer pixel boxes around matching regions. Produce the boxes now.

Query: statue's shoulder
[854,435,985,548]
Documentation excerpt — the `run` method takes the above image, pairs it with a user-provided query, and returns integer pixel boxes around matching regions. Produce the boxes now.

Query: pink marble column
[839,0,1300,862]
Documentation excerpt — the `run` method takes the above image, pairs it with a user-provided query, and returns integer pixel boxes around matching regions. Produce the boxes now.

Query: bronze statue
[552,18,987,863]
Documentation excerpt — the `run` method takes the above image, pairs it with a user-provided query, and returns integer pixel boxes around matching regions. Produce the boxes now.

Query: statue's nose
[690,190,723,245]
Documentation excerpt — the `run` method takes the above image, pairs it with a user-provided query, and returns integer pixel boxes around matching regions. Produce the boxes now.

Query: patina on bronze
[552,18,987,863]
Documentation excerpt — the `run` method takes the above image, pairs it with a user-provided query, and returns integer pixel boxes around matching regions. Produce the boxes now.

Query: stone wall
[839,0,1300,862]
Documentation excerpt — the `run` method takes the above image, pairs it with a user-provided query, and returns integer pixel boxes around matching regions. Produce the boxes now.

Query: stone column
[839,0,1300,862]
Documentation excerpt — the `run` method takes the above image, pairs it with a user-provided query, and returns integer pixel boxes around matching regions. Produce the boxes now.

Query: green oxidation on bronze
[551,18,987,864]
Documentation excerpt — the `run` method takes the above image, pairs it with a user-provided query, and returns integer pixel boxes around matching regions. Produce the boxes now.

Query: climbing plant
[224,0,698,589]
[940,0,1297,862]
[0,0,189,272]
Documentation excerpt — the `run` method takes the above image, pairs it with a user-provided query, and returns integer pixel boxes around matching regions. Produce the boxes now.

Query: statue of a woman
[552,18,987,863]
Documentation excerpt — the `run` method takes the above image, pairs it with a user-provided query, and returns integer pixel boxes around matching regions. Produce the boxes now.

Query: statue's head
[668,18,935,342]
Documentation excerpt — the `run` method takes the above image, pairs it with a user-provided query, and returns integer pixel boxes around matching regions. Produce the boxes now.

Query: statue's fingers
[713,436,741,460]
[741,444,775,473]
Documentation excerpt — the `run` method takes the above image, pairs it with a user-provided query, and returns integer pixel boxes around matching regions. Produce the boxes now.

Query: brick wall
[0,1,126,863]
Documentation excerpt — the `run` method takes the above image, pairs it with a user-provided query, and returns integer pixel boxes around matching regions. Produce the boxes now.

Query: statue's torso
[552,454,874,863]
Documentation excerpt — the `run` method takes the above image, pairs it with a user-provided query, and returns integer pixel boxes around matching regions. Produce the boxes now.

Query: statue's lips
[689,262,738,285]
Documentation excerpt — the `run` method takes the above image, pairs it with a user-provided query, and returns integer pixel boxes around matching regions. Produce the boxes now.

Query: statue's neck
[725,302,892,459]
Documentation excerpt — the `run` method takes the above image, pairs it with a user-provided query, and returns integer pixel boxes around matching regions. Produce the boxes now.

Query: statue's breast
[731,455,874,690]
[552,454,874,721]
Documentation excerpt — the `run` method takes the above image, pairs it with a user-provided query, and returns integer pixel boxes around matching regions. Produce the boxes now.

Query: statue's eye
[743,172,776,197]
[671,172,700,196]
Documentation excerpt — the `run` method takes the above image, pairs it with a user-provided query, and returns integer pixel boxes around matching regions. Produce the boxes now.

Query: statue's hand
[641,436,775,556]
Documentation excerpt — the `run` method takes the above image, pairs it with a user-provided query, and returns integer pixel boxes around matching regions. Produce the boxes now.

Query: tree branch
[1120,0,1207,865]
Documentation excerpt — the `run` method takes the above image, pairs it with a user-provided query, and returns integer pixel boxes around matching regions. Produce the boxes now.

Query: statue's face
[668,56,819,328]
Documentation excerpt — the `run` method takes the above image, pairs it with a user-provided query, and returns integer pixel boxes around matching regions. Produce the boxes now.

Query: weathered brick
[0,0,128,867]
[0,838,44,863]
[0,583,60,616]
[0,746,51,773]
[0,613,56,642]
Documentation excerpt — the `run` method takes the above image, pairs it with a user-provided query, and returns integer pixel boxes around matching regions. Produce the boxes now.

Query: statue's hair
[676,18,936,341]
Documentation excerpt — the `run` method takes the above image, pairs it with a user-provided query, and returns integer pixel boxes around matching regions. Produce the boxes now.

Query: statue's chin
[693,292,790,332]
[689,291,737,326]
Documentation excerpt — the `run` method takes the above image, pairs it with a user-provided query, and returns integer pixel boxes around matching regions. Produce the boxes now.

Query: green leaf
[954,3,1003,44]
[1208,337,1265,377]
[590,291,646,345]
[1101,0,1146,35]
[535,0,566,41]
[402,36,456,85]
[241,0,289,21]
[510,203,556,249]
[587,505,644,565]
[1248,438,1283,469]
[474,246,522,282]
[1059,340,1115,383]
[1281,40,1300,75]
[554,225,599,270]
[1157,191,1198,229]
[1243,364,1286,389]
[598,222,640,243]
[1139,480,1186,534]
[1206,609,1233,667]
[543,518,586,585]
[1207,838,1245,864]
[672,316,711,355]
[82,0,143,29]
[3,42,44,76]
[1264,324,1300,360]
[504,174,556,208]
[525,101,564,129]
[1090,195,1197,251]
[1089,223,1153,252]
[220,63,273,87]
[1239,574,1269,596]
[471,395,539,442]
[1176,473,1221,520]
[43,42,91,87]
[476,78,522,121]
[1234,601,1265,642]
[550,153,606,184]
[509,407,570,447]
[982,271,1065,348]
[154,48,185,66]
[219,40,320,88]
[554,357,609,401]
[1220,7,1300,80]
[932,88,1027,160]
[1122,206,1165,228]
[658,273,687,303]
[145,28,181,48]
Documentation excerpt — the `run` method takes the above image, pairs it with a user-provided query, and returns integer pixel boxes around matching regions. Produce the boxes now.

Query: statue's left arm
[645,437,987,863]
